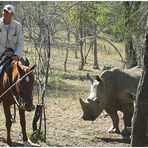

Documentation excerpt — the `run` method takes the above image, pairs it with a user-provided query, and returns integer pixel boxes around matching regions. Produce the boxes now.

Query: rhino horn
[79,98,88,110]
[87,73,94,84]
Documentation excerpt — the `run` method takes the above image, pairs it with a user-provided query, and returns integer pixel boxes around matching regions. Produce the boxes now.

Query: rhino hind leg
[105,109,120,134]
[121,104,133,137]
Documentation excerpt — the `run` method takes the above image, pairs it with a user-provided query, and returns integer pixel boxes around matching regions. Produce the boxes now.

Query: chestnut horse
[0,60,36,146]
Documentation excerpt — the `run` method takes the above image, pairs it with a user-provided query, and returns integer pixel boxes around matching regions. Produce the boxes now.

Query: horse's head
[11,60,36,112]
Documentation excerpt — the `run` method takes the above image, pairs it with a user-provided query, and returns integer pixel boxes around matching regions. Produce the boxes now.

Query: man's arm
[0,45,6,55]
[14,24,24,57]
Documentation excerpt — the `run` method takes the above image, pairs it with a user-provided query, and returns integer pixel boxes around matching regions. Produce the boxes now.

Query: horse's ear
[29,64,36,72]
[20,57,30,66]
[17,61,36,73]
[24,58,30,66]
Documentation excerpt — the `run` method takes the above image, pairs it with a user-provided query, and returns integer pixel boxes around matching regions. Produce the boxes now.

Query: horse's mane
[3,60,26,76]
[1,61,26,88]
[2,59,36,88]
[1,59,36,100]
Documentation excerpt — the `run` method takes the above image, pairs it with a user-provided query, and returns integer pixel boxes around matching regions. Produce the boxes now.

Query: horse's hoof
[24,139,40,147]
[7,139,12,146]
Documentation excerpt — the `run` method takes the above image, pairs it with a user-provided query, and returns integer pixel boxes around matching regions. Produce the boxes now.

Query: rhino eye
[96,100,99,104]
[88,99,93,103]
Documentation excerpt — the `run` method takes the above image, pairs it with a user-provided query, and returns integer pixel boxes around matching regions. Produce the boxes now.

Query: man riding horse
[0,5,37,146]
[0,4,24,72]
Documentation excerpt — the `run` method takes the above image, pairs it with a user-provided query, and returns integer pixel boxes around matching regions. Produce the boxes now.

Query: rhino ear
[95,75,102,82]
[87,73,94,84]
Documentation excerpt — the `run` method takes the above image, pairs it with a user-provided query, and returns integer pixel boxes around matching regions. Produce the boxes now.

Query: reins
[7,76,21,107]
[0,65,35,99]
[7,77,18,123]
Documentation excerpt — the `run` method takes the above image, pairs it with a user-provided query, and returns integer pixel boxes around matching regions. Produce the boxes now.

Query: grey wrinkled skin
[80,66,142,136]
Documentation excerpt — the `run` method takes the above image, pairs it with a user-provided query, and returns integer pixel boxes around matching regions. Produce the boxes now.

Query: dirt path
[0,98,130,147]
[0,67,131,147]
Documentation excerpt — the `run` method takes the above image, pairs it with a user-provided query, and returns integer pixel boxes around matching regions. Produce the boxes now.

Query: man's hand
[12,55,19,61]
[4,50,14,57]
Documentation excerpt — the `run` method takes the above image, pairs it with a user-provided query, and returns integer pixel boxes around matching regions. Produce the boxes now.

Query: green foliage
[94,2,111,26]
[67,2,111,30]
[15,1,143,70]
[49,72,65,82]
[107,1,141,41]
[29,130,44,143]
[102,64,112,71]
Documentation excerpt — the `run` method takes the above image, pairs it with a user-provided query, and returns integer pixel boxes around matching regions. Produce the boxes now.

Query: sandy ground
[0,98,130,147]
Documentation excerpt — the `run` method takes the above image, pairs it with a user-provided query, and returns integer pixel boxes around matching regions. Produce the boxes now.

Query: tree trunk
[79,40,84,70]
[64,48,68,72]
[124,1,137,69]
[93,36,99,69]
[84,40,93,63]
[78,3,84,70]
[131,32,148,146]
[125,34,137,68]
[64,29,70,72]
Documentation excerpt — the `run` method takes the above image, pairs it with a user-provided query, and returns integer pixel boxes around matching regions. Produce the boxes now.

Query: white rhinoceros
[80,66,142,136]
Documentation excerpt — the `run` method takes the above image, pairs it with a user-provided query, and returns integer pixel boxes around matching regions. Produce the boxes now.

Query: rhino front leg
[105,109,120,134]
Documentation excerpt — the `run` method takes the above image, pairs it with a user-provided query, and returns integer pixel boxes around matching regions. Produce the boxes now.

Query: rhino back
[100,67,142,108]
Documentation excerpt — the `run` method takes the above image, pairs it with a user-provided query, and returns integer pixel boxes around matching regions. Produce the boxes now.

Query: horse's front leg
[3,103,12,145]
[19,109,30,146]
[19,109,39,147]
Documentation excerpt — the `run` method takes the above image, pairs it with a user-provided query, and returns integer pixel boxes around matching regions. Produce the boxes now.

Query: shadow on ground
[92,136,130,144]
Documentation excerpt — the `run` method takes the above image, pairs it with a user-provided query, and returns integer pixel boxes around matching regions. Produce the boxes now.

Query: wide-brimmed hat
[3,4,14,13]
